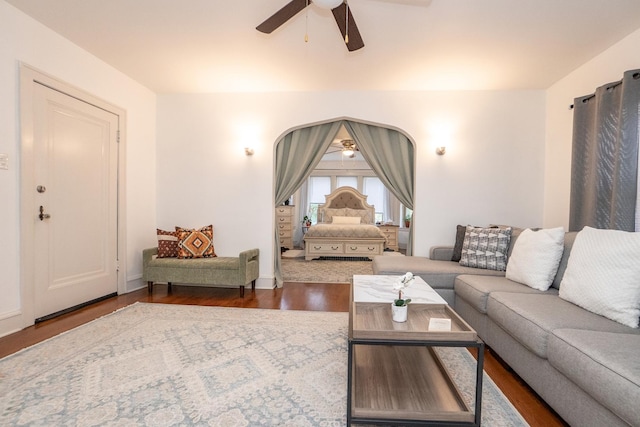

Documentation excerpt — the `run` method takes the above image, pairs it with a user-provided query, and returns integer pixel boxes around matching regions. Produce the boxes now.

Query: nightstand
[377,224,399,252]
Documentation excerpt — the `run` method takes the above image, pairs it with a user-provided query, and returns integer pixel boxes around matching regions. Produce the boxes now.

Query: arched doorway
[273,117,416,287]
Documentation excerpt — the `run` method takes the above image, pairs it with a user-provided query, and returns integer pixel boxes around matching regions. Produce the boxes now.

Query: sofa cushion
[487,293,635,359]
[559,226,640,328]
[156,228,179,258]
[372,256,504,290]
[551,231,578,289]
[451,224,467,262]
[548,329,640,426]
[455,275,557,314]
[150,255,239,270]
[505,227,565,291]
[460,226,512,271]
[176,225,216,259]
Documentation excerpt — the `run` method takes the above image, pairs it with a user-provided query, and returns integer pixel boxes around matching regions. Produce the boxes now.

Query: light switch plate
[0,154,8,170]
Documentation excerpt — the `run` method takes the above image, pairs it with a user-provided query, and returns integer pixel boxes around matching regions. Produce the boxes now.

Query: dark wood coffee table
[348,275,484,426]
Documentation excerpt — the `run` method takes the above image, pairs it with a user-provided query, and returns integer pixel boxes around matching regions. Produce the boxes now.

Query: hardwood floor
[0,282,567,426]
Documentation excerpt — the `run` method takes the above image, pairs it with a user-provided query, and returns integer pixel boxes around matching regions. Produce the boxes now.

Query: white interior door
[33,82,119,320]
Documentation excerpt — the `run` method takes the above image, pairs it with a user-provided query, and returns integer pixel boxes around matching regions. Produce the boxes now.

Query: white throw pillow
[506,227,565,291]
[559,226,640,328]
[332,216,361,224]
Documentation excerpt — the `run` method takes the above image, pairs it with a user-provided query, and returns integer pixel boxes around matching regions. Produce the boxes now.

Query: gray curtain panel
[343,120,415,255]
[570,69,640,232]
[273,121,342,286]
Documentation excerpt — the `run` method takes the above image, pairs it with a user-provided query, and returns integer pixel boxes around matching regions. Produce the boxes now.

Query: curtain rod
[569,78,627,109]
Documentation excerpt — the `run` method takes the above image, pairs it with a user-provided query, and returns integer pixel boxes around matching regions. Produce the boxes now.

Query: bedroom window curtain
[274,121,343,286]
[342,120,415,255]
[569,69,640,232]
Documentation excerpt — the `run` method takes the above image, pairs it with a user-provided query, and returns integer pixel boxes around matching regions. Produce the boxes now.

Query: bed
[303,186,387,261]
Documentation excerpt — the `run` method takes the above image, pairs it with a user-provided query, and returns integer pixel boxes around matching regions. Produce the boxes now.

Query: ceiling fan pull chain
[305,0,309,42]
[345,1,349,44]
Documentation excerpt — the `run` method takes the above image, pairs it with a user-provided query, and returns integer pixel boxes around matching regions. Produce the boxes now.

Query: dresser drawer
[381,231,397,243]
[277,229,292,239]
[276,216,292,224]
[279,237,293,246]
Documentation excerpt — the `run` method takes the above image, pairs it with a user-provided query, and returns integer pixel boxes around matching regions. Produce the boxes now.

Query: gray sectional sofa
[372,230,640,426]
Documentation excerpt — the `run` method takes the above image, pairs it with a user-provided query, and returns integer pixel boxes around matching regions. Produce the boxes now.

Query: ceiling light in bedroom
[341,139,356,157]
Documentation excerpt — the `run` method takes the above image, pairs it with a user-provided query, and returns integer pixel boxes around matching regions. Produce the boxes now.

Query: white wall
[544,28,640,228]
[157,90,546,284]
[0,1,157,336]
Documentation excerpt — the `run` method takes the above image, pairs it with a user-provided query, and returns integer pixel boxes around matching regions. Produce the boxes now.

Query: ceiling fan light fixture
[313,0,343,10]
[341,139,356,157]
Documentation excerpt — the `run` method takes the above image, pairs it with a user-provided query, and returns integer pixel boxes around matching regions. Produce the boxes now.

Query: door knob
[39,205,51,221]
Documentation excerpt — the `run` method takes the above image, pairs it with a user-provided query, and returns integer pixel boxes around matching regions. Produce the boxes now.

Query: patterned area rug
[281,258,374,283]
[0,303,528,426]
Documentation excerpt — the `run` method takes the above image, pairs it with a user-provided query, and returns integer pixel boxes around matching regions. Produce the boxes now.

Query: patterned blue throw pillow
[460,226,512,271]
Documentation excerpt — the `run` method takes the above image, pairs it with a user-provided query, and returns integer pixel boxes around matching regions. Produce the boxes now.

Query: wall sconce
[435,146,446,156]
[244,147,255,156]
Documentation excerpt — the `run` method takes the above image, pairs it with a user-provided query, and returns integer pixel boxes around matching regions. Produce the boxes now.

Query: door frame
[19,64,127,328]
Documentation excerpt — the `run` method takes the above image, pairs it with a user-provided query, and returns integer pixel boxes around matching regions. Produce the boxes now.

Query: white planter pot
[391,304,408,322]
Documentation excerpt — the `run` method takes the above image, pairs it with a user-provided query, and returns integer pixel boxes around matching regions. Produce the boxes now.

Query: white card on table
[428,318,452,331]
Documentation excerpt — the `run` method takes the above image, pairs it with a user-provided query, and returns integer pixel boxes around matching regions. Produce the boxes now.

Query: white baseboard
[0,309,26,339]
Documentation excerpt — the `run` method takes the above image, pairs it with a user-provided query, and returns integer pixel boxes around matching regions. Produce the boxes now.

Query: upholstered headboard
[318,186,375,224]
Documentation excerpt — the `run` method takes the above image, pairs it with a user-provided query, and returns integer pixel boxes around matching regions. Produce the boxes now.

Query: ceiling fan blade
[331,3,365,51]
[256,0,310,34]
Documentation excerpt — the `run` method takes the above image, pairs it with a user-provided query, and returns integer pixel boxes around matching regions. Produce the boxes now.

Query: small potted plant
[303,215,312,227]
[404,214,412,228]
[392,272,414,322]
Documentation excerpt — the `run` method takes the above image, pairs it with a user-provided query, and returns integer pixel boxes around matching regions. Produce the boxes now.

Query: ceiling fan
[256,0,365,52]
[326,139,359,158]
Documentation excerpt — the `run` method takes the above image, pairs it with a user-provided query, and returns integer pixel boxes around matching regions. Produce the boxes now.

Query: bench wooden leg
[167,282,172,292]
[147,281,153,293]
[251,280,256,291]
[240,285,245,297]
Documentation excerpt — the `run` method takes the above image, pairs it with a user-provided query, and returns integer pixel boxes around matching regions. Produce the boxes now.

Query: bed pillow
[156,228,179,258]
[559,226,640,328]
[176,225,216,259]
[322,208,346,223]
[345,208,373,224]
[332,216,361,224]
[460,226,512,271]
[505,227,565,291]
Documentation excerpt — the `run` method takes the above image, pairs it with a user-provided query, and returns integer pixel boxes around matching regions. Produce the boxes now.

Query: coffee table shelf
[351,344,474,423]
[348,281,484,426]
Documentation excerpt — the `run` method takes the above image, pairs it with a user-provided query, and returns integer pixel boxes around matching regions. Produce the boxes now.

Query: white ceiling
[6,0,640,93]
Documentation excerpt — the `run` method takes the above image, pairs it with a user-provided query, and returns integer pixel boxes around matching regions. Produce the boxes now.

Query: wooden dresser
[276,205,294,250]
[377,224,399,252]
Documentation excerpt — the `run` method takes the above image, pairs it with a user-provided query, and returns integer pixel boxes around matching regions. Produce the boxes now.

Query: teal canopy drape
[342,121,415,255]
[273,122,342,286]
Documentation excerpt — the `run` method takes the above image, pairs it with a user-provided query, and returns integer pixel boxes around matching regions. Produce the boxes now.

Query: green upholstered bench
[143,247,259,296]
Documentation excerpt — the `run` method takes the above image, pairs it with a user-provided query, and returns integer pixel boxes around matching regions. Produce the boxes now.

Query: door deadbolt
[36,185,46,193]
[39,205,51,221]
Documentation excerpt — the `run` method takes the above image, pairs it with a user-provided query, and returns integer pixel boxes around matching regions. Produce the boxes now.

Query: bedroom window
[363,177,384,222]
[308,176,331,223]
[303,173,401,224]
[337,176,358,189]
